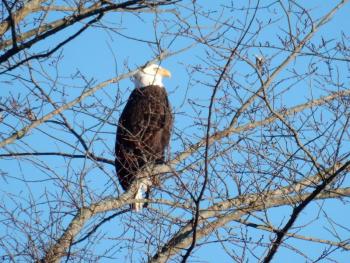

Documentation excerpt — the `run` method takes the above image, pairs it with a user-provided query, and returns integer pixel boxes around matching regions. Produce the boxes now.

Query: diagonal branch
[0,0,46,37]
[0,51,173,148]
[39,163,170,263]
[1,13,104,74]
[149,163,350,263]
[0,1,103,49]
[0,0,179,63]
[172,88,350,167]
[262,161,350,262]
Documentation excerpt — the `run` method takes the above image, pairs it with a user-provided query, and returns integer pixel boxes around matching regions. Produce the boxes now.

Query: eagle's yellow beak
[158,67,171,78]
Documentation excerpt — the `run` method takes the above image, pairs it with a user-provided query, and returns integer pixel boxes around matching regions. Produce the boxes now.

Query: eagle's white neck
[134,73,164,88]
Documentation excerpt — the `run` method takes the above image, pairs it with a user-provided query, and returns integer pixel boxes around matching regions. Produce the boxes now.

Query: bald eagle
[115,64,173,212]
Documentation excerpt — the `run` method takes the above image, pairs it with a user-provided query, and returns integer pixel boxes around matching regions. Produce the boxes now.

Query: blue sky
[1,0,350,262]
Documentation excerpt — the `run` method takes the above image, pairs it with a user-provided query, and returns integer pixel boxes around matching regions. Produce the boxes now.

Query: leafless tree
[1,0,350,262]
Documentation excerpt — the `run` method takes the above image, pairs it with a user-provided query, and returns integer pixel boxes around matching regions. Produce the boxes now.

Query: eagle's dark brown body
[115,85,172,195]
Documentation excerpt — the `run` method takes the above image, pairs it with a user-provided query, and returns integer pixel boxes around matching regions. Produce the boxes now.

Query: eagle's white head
[133,64,171,88]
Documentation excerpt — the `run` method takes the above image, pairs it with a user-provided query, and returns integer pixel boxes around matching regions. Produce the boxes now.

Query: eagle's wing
[115,86,172,190]
[117,86,172,151]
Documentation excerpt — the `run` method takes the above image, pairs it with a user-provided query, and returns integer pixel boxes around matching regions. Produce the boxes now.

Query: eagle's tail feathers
[134,182,148,212]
